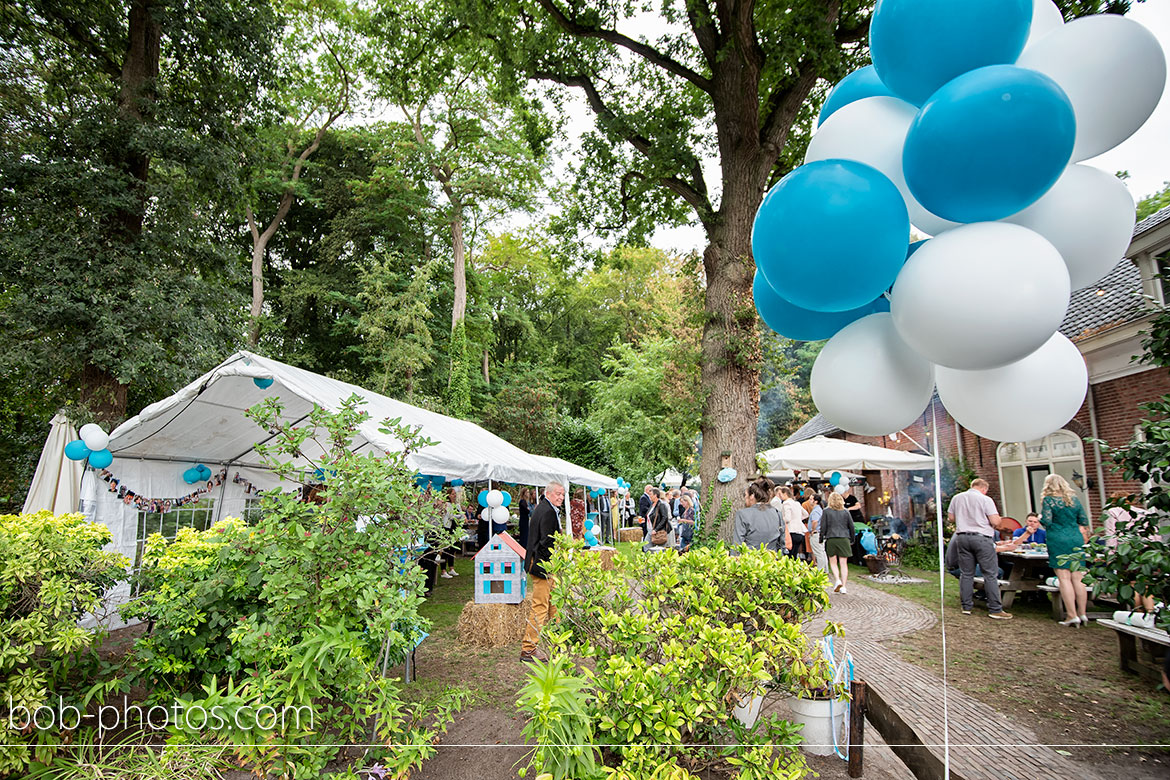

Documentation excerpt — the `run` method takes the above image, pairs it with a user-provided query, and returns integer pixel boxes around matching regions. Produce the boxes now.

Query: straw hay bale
[456,599,530,648]
[585,546,617,570]
[618,527,643,543]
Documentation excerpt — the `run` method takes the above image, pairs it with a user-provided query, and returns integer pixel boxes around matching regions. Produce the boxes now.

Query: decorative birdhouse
[473,532,526,604]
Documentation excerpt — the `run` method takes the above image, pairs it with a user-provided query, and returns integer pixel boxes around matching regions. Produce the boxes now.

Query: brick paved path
[806,582,1103,780]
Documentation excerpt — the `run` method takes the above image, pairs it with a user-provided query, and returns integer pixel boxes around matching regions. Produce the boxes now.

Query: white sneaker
[839,586,848,594]
[449,569,459,576]
[441,571,453,579]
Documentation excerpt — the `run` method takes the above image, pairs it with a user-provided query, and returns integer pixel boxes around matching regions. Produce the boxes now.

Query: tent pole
[930,404,950,779]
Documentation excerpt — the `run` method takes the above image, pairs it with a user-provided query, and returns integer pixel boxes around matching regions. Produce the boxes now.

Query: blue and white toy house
[473,532,527,604]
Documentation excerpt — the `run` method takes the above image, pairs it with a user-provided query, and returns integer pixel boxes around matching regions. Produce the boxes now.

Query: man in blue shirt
[1012,513,1047,545]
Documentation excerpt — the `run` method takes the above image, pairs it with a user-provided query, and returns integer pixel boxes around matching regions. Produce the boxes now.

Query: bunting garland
[96,466,232,513]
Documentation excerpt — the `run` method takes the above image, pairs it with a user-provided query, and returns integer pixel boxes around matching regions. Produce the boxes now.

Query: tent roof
[534,456,618,490]
[761,436,934,472]
[107,351,599,486]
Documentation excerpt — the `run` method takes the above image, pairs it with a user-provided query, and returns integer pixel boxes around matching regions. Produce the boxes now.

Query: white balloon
[1004,164,1136,290]
[486,489,503,508]
[491,505,510,524]
[1016,15,1167,161]
[936,333,1088,443]
[79,423,109,452]
[480,507,492,522]
[811,313,935,437]
[891,223,1070,370]
[804,96,961,237]
[1023,0,1064,50]
[834,483,850,495]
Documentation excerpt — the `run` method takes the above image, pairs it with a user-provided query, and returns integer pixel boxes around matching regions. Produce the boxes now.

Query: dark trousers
[956,533,1003,612]
[600,510,613,544]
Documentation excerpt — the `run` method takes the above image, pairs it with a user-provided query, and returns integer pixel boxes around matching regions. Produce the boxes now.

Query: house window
[481,563,492,575]
[503,562,513,574]
[134,498,217,571]
[490,580,505,594]
[491,543,500,550]
[242,498,263,524]
[996,431,1090,523]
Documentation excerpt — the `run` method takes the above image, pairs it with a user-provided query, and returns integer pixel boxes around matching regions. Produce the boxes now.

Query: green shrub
[0,511,128,776]
[518,538,840,779]
[516,655,600,780]
[900,541,936,570]
[120,396,464,778]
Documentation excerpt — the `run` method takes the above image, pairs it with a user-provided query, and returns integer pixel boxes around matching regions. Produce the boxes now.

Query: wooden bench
[1038,583,1118,621]
[972,576,1019,606]
[1098,618,1169,682]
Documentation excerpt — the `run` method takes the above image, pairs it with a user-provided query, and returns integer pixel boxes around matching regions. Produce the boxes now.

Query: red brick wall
[826,368,1170,525]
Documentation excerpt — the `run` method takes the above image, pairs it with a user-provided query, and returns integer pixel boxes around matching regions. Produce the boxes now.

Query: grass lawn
[851,563,1170,769]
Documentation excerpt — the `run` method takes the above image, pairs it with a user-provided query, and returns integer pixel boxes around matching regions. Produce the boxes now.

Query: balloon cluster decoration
[66,423,114,469]
[615,478,630,496]
[182,464,213,484]
[583,516,600,547]
[753,0,1165,443]
[829,472,842,486]
[478,488,512,527]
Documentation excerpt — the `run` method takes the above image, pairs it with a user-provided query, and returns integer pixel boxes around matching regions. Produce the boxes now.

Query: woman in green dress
[1040,474,1091,627]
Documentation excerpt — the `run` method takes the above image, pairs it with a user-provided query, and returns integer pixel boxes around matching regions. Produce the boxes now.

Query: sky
[632,1,1170,255]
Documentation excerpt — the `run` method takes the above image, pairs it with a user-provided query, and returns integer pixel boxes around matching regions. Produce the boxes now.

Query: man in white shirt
[947,478,1012,620]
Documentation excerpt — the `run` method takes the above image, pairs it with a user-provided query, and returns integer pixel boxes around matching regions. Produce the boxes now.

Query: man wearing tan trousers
[521,481,565,662]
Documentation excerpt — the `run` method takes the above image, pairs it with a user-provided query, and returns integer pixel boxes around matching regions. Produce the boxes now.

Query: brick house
[784,205,1170,529]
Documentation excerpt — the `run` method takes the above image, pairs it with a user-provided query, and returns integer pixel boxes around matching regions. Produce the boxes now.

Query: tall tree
[471,0,868,529]
[0,0,277,422]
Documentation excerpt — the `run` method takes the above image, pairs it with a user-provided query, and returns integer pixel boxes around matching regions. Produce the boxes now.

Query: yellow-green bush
[0,511,128,776]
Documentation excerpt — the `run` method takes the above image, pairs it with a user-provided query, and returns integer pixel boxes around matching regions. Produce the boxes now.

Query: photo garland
[95,467,267,513]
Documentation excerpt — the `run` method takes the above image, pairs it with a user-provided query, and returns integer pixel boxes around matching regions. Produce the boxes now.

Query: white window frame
[996,430,1090,523]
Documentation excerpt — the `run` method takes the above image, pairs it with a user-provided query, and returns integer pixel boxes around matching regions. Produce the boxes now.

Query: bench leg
[1050,591,1065,621]
[1117,631,1137,675]
[1000,589,1016,610]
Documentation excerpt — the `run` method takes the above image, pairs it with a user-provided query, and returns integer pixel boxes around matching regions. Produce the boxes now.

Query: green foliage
[515,655,601,780]
[900,542,937,571]
[587,336,700,484]
[520,538,838,778]
[447,319,473,417]
[357,252,442,399]
[551,417,615,475]
[481,369,561,455]
[1137,181,1170,222]
[0,511,129,776]
[121,397,463,777]
[27,729,228,779]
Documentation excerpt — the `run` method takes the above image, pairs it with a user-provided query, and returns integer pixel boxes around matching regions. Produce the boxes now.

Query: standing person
[807,492,829,574]
[439,487,461,579]
[518,488,534,550]
[638,485,653,539]
[1102,494,1157,613]
[521,482,566,663]
[618,489,636,530]
[677,494,696,552]
[820,492,855,592]
[732,478,783,553]
[645,488,673,548]
[948,478,1013,620]
[843,485,865,525]
[597,489,613,545]
[1040,474,1091,627]
[670,489,682,518]
[780,487,805,558]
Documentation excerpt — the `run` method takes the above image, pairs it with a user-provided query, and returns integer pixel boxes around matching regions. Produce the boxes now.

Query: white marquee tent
[78,351,613,577]
[761,436,935,473]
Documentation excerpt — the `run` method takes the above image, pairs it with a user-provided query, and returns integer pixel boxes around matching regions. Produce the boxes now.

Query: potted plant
[776,625,851,756]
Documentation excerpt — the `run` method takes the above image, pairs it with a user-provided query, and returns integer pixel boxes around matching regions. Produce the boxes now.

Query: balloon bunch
[65,424,114,469]
[583,516,600,547]
[753,0,1165,443]
[828,471,842,487]
[183,464,213,485]
[615,478,630,496]
[587,487,605,498]
[478,488,512,528]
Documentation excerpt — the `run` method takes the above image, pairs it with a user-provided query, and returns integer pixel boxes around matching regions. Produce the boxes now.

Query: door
[1027,466,1051,515]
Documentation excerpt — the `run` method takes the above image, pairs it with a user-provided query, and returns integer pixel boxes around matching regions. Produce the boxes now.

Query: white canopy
[23,413,84,515]
[767,469,863,483]
[532,456,618,490]
[761,436,935,472]
[655,468,699,488]
[107,351,603,487]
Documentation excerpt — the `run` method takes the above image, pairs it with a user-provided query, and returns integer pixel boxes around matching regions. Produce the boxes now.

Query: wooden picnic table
[973,547,1051,609]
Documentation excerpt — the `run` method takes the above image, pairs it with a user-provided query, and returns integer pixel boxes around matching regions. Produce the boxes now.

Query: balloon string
[931,402,951,779]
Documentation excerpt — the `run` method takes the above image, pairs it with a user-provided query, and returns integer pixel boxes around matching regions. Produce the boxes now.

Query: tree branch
[685,0,721,70]
[836,12,871,44]
[533,70,713,218]
[535,0,714,94]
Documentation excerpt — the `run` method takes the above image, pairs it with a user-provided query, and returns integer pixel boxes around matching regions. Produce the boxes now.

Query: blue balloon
[754,271,889,342]
[477,489,489,508]
[870,0,1031,106]
[65,439,91,461]
[253,377,274,389]
[451,479,464,487]
[818,66,897,126]
[502,490,512,507]
[183,467,201,484]
[87,449,113,469]
[584,532,598,547]
[903,65,1075,223]
[196,464,211,479]
[753,160,909,313]
[829,472,841,486]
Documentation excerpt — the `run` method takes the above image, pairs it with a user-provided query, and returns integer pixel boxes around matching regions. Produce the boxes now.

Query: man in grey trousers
[947,478,1013,620]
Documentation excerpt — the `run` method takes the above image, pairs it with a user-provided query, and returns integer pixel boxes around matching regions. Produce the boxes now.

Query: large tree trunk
[80,364,129,426]
[450,208,466,328]
[700,206,762,542]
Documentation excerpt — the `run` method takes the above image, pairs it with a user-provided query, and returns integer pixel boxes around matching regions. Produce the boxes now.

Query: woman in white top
[779,486,807,558]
